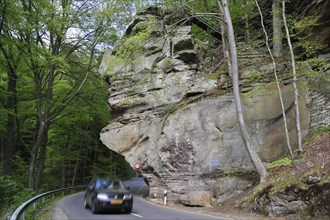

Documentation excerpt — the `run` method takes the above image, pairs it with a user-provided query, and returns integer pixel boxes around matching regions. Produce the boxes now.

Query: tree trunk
[219,0,268,182]
[3,69,17,175]
[28,122,44,189]
[33,63,56,191]
[28,126,50,191]
[282,0,302,152]
[217,0,230,77]
[0,41,20,175]
[61,156,65,188]
[273,0,283,58]
[72,144,82,186]
[34,130,48,191]
[244,0,250,44]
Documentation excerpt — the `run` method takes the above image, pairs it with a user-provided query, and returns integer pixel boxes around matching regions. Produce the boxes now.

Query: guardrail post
[33,203,36,209]
[163,190,167,206]
[21,212,25,220]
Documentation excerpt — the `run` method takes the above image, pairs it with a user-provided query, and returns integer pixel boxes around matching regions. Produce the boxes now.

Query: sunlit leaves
[229,0,255,22]
[293,16,320,31]
[291,16,326,58]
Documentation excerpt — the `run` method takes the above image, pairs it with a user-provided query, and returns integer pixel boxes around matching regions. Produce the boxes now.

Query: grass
[24,195,62,220]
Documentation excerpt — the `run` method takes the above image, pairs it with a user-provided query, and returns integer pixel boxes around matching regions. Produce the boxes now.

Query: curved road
[57,192,231,220]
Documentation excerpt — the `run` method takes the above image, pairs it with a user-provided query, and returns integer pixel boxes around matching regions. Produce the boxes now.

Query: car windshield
[94,180,125,190]
[107,180,126,190]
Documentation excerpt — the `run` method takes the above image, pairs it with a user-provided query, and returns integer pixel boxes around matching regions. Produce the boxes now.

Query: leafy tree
[227,0,256,42]
[0,0,133,191]
[0,0,152,215]
[0,0,25,176]
[0,173,35,216]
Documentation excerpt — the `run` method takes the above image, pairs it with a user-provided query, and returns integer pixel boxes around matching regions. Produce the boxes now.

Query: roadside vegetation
[236,127,330,218]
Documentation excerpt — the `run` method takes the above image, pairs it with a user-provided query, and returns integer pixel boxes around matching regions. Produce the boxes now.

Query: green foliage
[266,157,294,169]
[292,16,326,58]
[293,16,320,30]
[163,58,173,69]
[295,39,326,58]
[306,126,330,142]
[191,24,217,46]
[180,0,220,47]
[0,174,35,216]
[23,194,67,220]
[241,84,267,99]
[229,0,257,41]
[202,72,220,81]
[1,0,135,204]
[245,70,263,82]
[106,19,155,73]
[296,58,330,95]
[0,175,20,211]
[120,30,150,57]
[12,188,35,211]
[91,152,133,180]
[229,0,255,24]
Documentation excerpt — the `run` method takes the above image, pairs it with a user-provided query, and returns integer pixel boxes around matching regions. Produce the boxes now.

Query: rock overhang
[99,6,313,206]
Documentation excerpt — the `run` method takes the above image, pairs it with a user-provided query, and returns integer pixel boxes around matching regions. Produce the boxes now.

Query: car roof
[92,178,122,183]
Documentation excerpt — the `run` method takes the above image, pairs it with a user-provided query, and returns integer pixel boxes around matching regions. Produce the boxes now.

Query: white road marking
[131,212,143,218]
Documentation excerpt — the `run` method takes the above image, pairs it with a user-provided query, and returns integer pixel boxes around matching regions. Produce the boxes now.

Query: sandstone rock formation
[98,6,327,206]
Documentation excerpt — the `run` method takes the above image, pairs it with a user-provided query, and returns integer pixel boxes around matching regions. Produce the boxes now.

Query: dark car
[84,179,133,214]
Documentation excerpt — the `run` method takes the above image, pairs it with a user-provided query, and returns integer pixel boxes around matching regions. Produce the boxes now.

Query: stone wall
[309,91,330,130]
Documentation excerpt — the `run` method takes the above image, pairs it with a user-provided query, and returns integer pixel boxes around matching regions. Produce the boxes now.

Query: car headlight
[123,194,132,200]
[97,193,108,201]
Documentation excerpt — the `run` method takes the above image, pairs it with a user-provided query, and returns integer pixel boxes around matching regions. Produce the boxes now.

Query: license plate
[111,199,123,205]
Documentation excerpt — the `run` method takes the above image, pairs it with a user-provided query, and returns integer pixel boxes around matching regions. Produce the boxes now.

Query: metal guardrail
[9,185,87,220]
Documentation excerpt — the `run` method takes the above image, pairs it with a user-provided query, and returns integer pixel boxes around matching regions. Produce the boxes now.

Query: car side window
[95,181,102,189]
[88,180,95,190]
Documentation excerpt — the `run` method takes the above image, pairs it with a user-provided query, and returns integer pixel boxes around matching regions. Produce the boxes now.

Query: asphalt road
[57,192,231,220]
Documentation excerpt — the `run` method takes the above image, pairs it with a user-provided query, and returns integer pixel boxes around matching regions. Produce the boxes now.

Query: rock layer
[98,7,324,206]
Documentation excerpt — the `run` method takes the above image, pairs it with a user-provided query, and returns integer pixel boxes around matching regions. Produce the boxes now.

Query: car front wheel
[125,205,132,214]
[83,197,89,209]
[91,199,98,214]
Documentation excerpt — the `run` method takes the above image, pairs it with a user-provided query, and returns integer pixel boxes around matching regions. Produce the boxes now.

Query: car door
[85,180,95,206]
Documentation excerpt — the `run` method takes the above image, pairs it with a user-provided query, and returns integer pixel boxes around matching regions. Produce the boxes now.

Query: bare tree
[273,0,283,57]
[282,0,303,152]
[255,0,293,158]
[218,0,268,182]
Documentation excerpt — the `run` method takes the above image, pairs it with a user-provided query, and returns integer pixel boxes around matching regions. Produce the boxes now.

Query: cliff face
[99,7,328,206]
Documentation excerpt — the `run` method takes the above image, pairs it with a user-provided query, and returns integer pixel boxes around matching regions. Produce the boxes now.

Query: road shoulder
[50,201,69,220]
